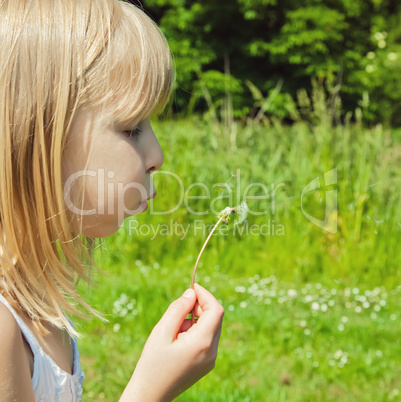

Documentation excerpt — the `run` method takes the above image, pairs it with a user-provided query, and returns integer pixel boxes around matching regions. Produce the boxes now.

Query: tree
[135,0,401,124]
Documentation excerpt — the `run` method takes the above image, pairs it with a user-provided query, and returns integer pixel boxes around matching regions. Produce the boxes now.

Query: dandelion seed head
[218,206,233,223]
[233,201,249,226]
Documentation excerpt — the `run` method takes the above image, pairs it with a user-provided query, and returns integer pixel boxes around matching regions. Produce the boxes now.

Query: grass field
[76,110,401,401]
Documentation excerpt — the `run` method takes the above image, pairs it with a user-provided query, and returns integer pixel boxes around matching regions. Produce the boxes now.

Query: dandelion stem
[190,216,225,326]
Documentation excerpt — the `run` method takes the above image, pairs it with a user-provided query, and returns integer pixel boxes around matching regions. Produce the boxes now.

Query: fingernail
[183,289,195,299]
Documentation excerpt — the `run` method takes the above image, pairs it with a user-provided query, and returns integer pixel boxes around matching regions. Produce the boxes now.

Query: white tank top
[0,294,85,401]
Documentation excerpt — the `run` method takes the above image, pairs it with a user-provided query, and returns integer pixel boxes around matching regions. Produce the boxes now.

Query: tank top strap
[0,293,42,355]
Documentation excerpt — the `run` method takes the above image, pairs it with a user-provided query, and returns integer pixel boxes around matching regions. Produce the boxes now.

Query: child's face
[63,108,164,238]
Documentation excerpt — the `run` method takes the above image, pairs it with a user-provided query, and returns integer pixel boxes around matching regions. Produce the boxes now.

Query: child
[0,0,224,401]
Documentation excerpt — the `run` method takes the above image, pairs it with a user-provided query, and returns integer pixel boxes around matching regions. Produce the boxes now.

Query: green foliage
[139,0,401,125]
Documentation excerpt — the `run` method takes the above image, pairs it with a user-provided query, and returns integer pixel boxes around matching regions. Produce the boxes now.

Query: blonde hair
[0,0,174,335]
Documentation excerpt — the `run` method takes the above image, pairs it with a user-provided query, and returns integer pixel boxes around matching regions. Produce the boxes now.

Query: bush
[137,0,401,125]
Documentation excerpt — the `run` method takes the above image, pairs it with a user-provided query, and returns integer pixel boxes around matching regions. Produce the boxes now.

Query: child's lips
[140,192,156,212]
[146,192,157,201]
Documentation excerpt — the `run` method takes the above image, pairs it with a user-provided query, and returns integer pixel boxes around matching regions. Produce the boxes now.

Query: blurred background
[77,1,401,400]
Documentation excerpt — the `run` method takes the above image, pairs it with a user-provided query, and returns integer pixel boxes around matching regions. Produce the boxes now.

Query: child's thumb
[157,289,196,340]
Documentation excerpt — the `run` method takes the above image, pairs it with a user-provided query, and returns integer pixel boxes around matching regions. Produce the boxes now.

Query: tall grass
[76,87,401,400]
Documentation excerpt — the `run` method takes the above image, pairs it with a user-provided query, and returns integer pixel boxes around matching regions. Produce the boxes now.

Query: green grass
[76,115,401,401]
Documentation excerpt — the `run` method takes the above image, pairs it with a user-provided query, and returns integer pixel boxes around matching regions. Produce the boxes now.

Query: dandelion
[232,201,249,226]
[334,350,343,359]
[190,203,247,325]
[235,286,246,293]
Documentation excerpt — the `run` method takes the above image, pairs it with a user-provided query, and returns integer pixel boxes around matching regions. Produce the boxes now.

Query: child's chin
[79,219,120,238]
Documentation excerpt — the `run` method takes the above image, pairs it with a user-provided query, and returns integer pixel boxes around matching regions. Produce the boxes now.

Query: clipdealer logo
[63,167,338,235]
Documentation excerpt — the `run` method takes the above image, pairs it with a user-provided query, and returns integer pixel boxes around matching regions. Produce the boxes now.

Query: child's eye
[124,124,142,138]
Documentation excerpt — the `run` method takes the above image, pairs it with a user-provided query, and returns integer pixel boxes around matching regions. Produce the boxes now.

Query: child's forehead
[80,102,150,129]
[99,101,152,127]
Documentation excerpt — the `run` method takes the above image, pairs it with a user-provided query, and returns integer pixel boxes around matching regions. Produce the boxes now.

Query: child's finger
[178,318,196,334]
[189,302,203,319]
[192,284,224,336]
[156,288,196,341]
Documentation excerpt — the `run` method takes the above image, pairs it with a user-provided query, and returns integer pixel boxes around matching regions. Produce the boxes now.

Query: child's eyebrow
[109,115,139,129]
[113,112,145,127]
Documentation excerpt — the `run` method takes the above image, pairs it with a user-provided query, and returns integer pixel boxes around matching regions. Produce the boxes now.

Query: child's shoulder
[0,299,23,342]
[0,300,34,399]
[0,299,28,361]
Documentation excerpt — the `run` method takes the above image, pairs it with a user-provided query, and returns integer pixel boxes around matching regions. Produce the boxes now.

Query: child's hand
[120,284,224,402]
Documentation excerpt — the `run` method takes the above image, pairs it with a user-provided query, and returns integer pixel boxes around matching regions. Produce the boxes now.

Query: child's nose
[146,132,164,174]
